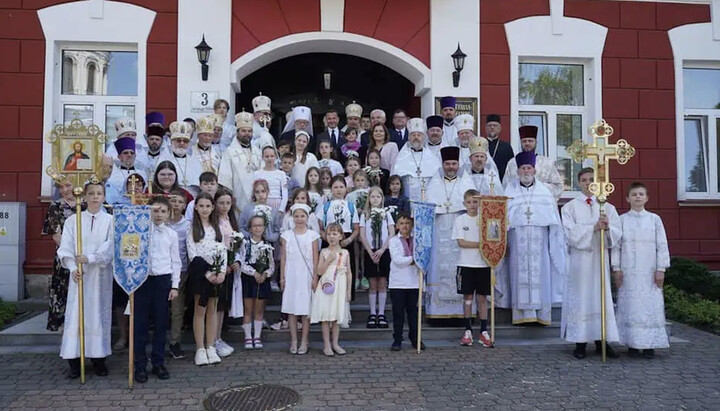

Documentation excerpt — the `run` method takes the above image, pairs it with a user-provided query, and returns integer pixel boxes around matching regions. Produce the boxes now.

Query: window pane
[556,114,583,191]
[683,117,708,192]
[519,63,584,106]
[683,68,720,109]
[518,113,546,156]
[105,105,136,144]
[63,104,94,127]
[61,50,138,96]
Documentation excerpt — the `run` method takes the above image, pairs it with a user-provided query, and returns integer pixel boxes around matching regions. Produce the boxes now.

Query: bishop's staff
[567,120,635,362]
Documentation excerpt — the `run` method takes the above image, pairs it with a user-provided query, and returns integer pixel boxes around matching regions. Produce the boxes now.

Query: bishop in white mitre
[251,93,276,152]
[425,146,476,318]
[56,183,114,378]
[502,125,564,201]
[612,183,670,357]
[561,167,621,359]
[394,118,441,202]
[464,136,503,196]
[501,151,565,326]
[190,115,223,174]
[218,111,262,210]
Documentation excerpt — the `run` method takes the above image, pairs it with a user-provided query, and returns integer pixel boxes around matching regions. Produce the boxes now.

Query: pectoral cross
[444,201,452,213]
[416,167,421,177]
[488,170,497,196]
[524,207,533,223]
[126,175,139,204]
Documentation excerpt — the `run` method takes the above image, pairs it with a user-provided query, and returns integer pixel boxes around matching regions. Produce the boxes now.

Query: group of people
[43,94,672,384]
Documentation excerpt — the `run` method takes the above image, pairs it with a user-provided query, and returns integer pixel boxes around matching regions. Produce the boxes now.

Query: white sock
[378,291,387,315]
[253,320,263,339]
[242,323,252,339]
[368,292,377,315]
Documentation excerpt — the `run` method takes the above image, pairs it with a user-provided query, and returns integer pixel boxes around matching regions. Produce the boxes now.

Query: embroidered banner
[411,201,436,273]
[478,196,509,268]
[113,204,152,294]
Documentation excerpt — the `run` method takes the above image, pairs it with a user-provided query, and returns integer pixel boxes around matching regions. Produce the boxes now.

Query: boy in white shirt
[184,172,218,220]
[134,196,181,383]
[453,189,493,348]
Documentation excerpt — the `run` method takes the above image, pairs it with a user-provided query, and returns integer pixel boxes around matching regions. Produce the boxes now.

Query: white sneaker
[194,348,209,366]
[215,339,234,357]
[206,346,222,364]
[270,320,287,331]
[340,322,350,329]
[271,281,281,292]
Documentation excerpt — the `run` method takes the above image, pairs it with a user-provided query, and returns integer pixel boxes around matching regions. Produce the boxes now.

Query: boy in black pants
[134,196,181,382]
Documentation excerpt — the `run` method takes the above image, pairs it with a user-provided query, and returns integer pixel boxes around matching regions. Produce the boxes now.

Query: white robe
[500,180,565,325]
[189,143,222,174]
[57,210,114,359]
[443,122,458,147]
[394,146,441,202]
[135,146,171,178]
[105,165,147,204]
[425,173,476,318]
[612,210,670,349]
[465,168,503,196]
[503,155,564,201]
[218,139,262,210]
[252,121,276,152]
[561,196,621,343]
[168,153,203,190]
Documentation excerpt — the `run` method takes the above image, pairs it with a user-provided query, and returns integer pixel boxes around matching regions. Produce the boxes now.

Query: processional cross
[567,119,636,362]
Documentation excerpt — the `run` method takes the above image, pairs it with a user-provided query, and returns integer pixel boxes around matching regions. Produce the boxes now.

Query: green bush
[0,298,16,326]
[665,257,720,302]
[664,285,720,335]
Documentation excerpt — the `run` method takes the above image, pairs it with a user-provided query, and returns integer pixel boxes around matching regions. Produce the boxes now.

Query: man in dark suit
[390,109,409,150]
[315,109,345,161]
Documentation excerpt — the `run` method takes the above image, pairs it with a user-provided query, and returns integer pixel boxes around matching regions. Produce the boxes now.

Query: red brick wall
[480,0,719,267]
[0,0,176,273]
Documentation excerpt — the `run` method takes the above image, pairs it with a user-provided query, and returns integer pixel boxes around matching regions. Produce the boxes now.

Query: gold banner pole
[73,186,86,383]
[599,206,607,362]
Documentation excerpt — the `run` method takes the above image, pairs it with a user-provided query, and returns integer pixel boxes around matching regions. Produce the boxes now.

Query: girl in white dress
[57,182,113,379]
[319,168,333,201]
[253,146,288,212]
[281,188,323,238]
[187,193,226,366]
[280,204,320,355]
[344,157,361,191]
[291,131,318,184]
[310,223,351,356]
[316,139,344,176]
[304,166,325,214]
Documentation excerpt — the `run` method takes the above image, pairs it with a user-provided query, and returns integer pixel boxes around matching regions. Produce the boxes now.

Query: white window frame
[38,1,155,199]
[505,14,607,200]
[670,22,720,202]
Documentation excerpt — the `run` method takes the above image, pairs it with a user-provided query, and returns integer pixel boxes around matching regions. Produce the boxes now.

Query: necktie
[586,197,592,206]
[331,130,336,144]
[91,215,95,231]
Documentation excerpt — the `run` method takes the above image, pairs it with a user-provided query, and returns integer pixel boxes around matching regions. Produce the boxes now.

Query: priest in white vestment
[561,167,621,359]
[425,115,449,158]
[502,151,565,325]
[251,93,276,151]
[440,96,459,146]
[189,115,223,174]
[218,111,262,210]
[425,147,476,318]
[612,183,670,357]
[463,137,502,195]
[502,125,564,201]
[57,183,114,378]
[394,118,441,202]
[167,121,203,191]
[105,136,147,204]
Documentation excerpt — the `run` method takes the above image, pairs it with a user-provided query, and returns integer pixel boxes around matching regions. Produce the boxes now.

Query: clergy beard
[410,141,423,151]
[520,175,534,185]
[172,147,188,157]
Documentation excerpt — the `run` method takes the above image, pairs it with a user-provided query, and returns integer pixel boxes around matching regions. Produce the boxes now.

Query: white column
[177,0,233,120]
[428,0,480,118]
[320,0,344,32]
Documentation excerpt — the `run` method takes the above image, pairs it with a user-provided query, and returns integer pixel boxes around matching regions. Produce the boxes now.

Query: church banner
[113,205,152,295]
[478,196,509,268]
[412,201,436,273]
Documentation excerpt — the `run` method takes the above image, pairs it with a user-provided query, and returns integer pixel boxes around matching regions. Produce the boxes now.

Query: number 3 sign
[191,91,219,113]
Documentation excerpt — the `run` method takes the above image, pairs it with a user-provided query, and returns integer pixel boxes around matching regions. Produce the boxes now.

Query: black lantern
[195,35,212,81]
[451,43,467,88]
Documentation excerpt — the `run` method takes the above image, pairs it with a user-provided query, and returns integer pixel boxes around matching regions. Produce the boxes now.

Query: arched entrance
[235,53,420,136]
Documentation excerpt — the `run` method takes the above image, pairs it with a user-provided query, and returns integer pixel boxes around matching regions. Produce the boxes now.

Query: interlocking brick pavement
[0,323,718,410]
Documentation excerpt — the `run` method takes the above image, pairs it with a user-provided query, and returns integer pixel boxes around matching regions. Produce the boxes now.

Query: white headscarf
[282,106,314,136]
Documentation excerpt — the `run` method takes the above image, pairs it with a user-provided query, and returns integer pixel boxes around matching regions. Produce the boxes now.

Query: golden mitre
[169,121,193,140]
[196,115,216,134]
[235,111,253,129]
[469,136,489,155]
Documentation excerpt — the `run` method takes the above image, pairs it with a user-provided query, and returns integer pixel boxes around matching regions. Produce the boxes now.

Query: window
[681,67,720,197]
[59,49,139,144]
[518,62,587,192]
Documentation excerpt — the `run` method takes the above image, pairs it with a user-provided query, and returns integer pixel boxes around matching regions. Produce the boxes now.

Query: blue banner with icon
[113,205,151,295]
[411,201,436,274]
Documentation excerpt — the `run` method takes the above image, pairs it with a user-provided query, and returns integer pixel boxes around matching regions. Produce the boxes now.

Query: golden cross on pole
[567,119,636,362]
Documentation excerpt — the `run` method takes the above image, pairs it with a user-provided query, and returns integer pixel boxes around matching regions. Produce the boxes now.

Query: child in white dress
[310,223,351,356]
[304,166,324,213]
[317,139,344,176]
[253,146,288,212]
[280,204,320,355]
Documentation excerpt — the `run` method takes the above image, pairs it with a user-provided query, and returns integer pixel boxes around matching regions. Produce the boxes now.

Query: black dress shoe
[152,364,170,380]
[391,342,401,352]
[595,341,618,358]
[642,349,655,359]
[412,341,426,351]
[91,358,108,377]
[135,368,148,383]
[67,359,81,379]
[573,343,587,359]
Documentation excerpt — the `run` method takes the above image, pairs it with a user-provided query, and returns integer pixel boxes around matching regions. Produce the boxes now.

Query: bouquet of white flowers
[370,207,386,249]
[253,204,272,228]
[251,242,275,275]
[210,242,226,276]
[363,166,383,186]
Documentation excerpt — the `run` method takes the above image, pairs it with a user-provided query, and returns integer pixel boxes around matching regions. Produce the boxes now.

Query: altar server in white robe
[190,115,223,174]
[502,151,565,326]
[251,93,277,151]
[394,118,441,202]
[425,146,476,318]
[167,121,203,191]
[612,182,670,358]
[503,125,564,201]
[218,111,262,210]
[57,182,114,378]
[561,167,621,359]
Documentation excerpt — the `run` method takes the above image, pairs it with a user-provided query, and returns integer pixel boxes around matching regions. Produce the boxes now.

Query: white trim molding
[230,32,431,98]
[320,0,345,32]
[37,0,156,198]
[669,22,720,201]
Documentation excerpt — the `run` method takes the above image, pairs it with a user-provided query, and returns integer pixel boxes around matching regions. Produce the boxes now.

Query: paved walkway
[0,323,718,410]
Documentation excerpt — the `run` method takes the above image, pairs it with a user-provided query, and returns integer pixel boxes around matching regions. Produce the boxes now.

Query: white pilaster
[429,0,480,118]
[177,0,233,120]
[712,0,720,40]
[321,0,344,32]
[549,0,564,35]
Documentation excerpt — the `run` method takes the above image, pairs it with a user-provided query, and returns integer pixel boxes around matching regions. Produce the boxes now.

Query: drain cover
[205,384,301,411]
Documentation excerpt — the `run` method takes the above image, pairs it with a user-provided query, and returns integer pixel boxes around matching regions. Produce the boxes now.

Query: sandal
[323,347,335,357]
[367,314,378,329]
[289,341,298,355]
[244,338,254,349]
[298,342,308,355]
[377,314,388,329]
[332,345,346,355]
[253,338,263,349]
